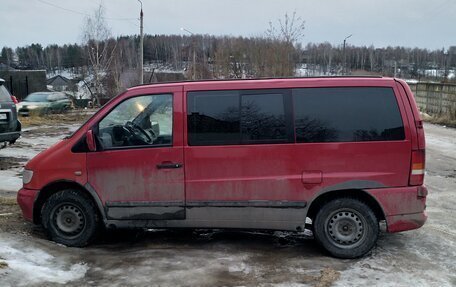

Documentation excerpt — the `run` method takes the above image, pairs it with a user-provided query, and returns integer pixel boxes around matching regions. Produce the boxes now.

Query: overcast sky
[2,0,455,50]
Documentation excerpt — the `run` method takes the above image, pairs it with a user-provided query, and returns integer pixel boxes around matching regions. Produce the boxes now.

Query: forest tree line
[1,35,454,81]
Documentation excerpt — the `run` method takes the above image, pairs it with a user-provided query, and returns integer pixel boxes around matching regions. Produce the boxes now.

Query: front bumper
[18,107,47,117]
[17,188,38,222]
[18,108,31,117]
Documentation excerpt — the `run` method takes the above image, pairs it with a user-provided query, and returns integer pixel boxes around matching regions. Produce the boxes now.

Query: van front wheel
[42,190,100,247]
[313,198,379,258]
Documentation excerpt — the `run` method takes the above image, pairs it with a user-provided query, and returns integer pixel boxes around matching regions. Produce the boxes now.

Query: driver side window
[98,94,173,149]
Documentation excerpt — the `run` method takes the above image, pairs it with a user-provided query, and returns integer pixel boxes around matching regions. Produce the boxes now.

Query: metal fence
[408,82,456,117]
[0,70,47,100]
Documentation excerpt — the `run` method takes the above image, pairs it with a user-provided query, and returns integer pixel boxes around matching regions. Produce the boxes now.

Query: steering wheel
[125,121,153,143]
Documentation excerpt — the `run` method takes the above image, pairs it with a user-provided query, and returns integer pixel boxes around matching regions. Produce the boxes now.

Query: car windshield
[24,93,50,102]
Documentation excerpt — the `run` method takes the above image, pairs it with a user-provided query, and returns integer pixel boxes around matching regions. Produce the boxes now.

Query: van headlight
[23,169,34,184]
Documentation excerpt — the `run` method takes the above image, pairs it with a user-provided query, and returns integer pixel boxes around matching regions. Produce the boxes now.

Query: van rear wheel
[313,198,378,258]
[42,190,100,247]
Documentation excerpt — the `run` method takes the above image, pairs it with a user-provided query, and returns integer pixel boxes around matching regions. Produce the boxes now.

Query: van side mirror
[86,130,96,152]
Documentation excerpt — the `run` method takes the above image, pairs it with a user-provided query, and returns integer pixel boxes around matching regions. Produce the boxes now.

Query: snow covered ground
[0,123,455,286]
[0,124,79,193]
[0,233,88,286]
[334,123,456,287]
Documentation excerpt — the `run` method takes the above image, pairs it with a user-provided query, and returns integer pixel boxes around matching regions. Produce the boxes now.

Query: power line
[127,20,139,28]
[37,0,88,16]
[36,0,137,21]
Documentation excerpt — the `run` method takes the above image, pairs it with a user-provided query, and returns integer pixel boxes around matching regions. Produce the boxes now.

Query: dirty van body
[17,77,427,258]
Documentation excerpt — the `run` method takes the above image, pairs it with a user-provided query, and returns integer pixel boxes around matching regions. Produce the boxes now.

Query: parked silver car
[17,92,73,116]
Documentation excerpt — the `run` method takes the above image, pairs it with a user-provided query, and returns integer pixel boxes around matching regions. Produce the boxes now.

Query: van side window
[241,93,287,142]
[98,94,173,148]
[188,90,292,146]
[188,91,241,145]
[293,87,405,143]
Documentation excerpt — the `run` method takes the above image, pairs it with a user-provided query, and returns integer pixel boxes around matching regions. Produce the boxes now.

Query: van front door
[87,90,185,220]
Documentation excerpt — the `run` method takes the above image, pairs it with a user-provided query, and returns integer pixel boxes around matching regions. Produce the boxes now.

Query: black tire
[313,198,379,258]
[42,190,100,247]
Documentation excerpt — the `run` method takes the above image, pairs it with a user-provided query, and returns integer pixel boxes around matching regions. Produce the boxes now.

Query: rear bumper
[17,188,38,222]
[386,211,428,233]
[0,131,20,143]
[367,185,428,233]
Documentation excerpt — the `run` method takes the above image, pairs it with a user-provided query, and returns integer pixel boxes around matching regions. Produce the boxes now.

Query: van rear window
[293,87,405,143]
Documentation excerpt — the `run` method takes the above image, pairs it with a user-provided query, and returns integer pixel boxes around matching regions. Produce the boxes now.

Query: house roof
[46,74,70,85]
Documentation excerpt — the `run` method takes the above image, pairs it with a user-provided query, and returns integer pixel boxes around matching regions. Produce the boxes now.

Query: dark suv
[0,78,21,148]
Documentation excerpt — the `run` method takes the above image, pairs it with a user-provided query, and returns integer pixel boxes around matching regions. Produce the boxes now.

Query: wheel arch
[33,180,105,225]
[306,189,386,224]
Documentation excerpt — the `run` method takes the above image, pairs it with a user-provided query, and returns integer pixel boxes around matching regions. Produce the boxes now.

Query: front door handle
[156,163,183,169]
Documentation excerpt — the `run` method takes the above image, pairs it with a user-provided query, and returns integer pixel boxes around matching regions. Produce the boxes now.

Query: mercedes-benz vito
[17,77,427,258]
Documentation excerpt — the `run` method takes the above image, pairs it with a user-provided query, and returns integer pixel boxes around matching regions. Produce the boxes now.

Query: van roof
[128,76,395,91]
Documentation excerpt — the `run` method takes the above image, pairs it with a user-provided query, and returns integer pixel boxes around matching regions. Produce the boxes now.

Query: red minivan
[17,77,427,258]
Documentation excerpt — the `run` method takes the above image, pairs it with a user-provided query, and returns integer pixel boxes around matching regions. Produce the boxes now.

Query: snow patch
[335,231,456,287]
[405,79,419,84]
[228,262,252,274]
[0,169,22,192]
[264,283,308,287]
[0,235,88,286]
[426,127,456,159]
[47,69,79,80]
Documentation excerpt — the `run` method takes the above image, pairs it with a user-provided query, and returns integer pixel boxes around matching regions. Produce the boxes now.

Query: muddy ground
[0,120,455,287]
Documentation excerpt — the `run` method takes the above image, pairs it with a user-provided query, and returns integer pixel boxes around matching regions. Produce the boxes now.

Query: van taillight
[409,150,425,186]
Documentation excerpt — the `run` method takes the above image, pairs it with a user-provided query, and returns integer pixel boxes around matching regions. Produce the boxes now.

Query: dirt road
[0,122,455,286]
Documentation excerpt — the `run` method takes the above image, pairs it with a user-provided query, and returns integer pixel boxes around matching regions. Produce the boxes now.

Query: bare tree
[266,11,305,45]
[265,11,305,77]
[82,4,117,105]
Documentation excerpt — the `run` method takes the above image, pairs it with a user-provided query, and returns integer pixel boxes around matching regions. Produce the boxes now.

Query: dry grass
[0,197,18,205]
[422,114,456,128]
[420,111,456,128]
[314,267,341,287]
[426,117,456,128]
[20,109,95,128]
[0,261,8,269]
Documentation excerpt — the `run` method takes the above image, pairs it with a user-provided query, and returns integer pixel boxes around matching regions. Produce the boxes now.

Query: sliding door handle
[156,163,183,169]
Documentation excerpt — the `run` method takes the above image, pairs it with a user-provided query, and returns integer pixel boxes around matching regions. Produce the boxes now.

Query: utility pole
[343,34,352,75]
[394,61,397,78]
[193,45,196,80]
[92,46,100,106]
[181,28,196,80]
[138,0,144,84]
